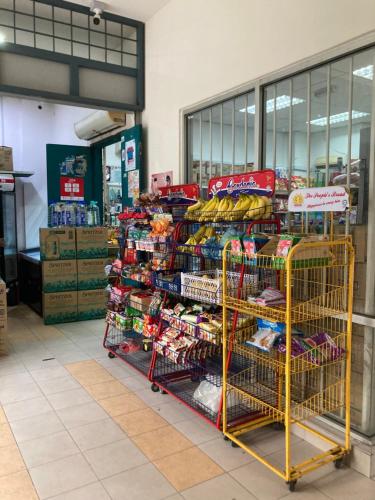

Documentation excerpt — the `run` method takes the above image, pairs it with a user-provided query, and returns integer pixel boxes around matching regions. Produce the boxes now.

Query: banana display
[185,193,273,222]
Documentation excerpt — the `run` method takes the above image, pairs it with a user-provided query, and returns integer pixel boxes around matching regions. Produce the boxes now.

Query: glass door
[102,141,122,226]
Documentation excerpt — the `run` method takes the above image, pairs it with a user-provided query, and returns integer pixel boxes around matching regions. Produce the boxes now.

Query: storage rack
[222,223,354,490]
[149,170,281,428]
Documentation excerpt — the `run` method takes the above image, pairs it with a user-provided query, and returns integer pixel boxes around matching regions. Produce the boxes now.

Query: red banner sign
[159,183,200,205]
[208,169,275,198]
[60,176,84,201]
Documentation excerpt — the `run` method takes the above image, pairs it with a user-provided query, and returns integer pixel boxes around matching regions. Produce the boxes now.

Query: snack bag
[246,328,280,352]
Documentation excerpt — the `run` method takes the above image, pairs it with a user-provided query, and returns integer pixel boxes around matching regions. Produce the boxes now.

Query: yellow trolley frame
[222,236,355,491]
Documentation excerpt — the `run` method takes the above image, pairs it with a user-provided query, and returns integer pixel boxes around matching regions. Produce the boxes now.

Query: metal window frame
[0,0,145,111]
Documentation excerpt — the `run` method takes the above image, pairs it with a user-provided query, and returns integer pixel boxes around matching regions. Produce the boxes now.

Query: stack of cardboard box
[40,227,108,324]
[0,278,7,352]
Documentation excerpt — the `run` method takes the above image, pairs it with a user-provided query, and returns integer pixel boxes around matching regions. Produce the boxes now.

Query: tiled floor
[0,305,374,499]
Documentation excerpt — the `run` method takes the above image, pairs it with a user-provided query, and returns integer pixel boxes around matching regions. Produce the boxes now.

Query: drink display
[48,201,100,227]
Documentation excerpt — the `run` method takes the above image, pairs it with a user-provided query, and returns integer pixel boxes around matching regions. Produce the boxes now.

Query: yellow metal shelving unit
[222,236,355,491]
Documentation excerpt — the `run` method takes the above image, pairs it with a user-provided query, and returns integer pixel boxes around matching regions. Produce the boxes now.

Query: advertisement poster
[60,176,84,201]
[0,174,15,192]
[288,186,349,212]
[128,169,140,199]
[124,139,136,172]
[59,154,87,177]
[151,171,173,195]
[159,184,200,204]
[208,170,275,198]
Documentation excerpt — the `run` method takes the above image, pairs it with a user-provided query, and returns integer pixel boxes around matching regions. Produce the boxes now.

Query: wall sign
[60,176,84,201]
[288,186,349,212]
[124,139,136,171]
[151,171,173,195]
[0,174,15,192]
[208,169,275,198]
[59,154,87,177]
[159,183,200,204]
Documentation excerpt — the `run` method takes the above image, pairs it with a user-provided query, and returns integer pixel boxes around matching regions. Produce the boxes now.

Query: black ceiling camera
[92,8,102,26]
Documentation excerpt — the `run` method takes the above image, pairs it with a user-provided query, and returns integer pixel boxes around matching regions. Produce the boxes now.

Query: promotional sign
[59,154,87,177]
[208,169,275,198]
[124,139,136,172]
[288,186,349,212]
[60,176,84,201]
[159,183,200,205]
[151,171,173,195]
[0,174,15,192]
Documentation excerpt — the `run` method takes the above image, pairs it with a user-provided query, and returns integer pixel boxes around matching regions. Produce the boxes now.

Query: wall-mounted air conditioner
[74,110,126,140]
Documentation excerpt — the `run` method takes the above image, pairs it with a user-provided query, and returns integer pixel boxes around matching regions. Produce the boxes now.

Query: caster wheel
[151,383,160,393]
[287,480,297,492]
[334,458,344,469]
[108,352,115,359]
[161,390,167,395]
[223,436,230,441]
[231,441,239,448]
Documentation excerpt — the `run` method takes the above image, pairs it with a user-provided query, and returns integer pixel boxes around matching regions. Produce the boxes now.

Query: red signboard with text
[208,169,275,198]
[159,183,200,205]
[60,176,84,201]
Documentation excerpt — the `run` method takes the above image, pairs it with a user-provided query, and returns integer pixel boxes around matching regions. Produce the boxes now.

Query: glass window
[35,18,52,36]
[186,92,256,186]
[35,3,52,19]
[54,22,71,40]
[122,54,137,69]
[291,74,308,188]
[0,9,14,26]
[263,85,275,169]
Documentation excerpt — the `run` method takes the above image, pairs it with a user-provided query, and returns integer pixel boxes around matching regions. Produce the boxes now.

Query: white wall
[143,0,375,184]
[0,97,91,249]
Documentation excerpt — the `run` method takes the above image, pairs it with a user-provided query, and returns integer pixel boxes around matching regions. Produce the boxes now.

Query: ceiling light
[353,64,373,80]
[0,32,6,44]
[240,95,304,114]
[310,110,370,127]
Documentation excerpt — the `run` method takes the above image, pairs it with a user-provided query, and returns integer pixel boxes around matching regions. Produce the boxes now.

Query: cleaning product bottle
[48,202,56,227]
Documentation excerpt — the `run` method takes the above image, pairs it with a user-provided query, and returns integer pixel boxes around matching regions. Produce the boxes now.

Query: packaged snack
[173,303,186,316]
[257,318,285,334]
[246,328,281,352]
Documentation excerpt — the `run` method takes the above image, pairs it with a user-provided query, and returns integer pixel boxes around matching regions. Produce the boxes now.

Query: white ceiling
[68,0,171,22]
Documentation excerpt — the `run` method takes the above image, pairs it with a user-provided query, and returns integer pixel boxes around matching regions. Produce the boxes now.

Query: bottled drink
[48,202,56,227]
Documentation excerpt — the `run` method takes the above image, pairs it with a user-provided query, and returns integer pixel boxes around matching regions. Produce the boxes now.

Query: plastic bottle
[55,203,61,226]
[48,202,56,227]
[92,201,99,226]
[65,202,73,226]
[80,202,88,226]
[87,201,99,226]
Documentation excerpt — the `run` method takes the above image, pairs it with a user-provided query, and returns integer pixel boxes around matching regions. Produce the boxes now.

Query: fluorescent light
[310,110,369,127]
[240,95,304,114]
[353,64,373,80]
[0,32,6,44]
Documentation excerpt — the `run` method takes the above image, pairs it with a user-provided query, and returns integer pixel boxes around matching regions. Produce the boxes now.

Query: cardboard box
[129,291,153,312]
[77,289,107,320]
[0,146,13,171]
[40,228,76,261]
[77,258,107,290]
[353,262,366,301]
[76,227,108,259]
[42,260,77,293]
[43,291,77,325]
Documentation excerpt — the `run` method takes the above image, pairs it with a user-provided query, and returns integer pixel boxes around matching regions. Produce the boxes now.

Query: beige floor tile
[101,462,176,500]
[0,381,43,405]
[37,375,81,395]
[69,418,126,451]
[174,417,220,445]
[99,393,146,417]
[84,438,148,479]
[154,446,223,491]
[242,427,302,456]
[281,484,332,499]
[0,371,34,388]
[31,365,70,382]
[85,379,129,401]
[315,468,375,500]
[154,402,197,424]
[18,430,80,468]
[266,439,321,470]
[136,387,169,407]
[120,374,150,391]
[29,453,97,499]
[0,470,38,500]
[57,401,109,429]
[0,423,14,448]
[199,436,256,471]
[49,481,111,500]
[181,473,255,500]
[114,407,168,437]
[9,411,64,443]
[65,360,101,375]
[48,387,93,410]
[132,425,193,461]
[0,406,7,424]
[0,443,26,477]
[230,460,291,500]
[3,395,52,422]
[73,369,115,387]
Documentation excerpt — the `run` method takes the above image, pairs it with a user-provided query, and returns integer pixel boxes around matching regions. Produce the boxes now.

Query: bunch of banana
[213,195,234,221]
[198,195,219,222]
[227,194,254,221]
[242,195,273,220]
[185,198,206,221]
